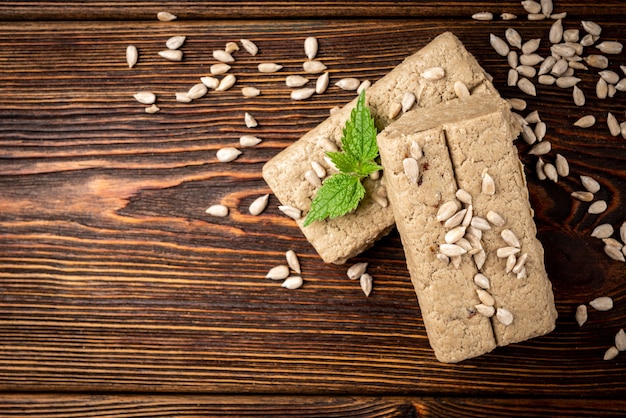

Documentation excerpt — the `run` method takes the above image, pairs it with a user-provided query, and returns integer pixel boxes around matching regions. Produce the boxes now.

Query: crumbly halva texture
[262,32,500,264]
[378,95,557,362]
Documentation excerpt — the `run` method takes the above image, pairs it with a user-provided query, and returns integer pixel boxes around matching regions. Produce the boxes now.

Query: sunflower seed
[603,346,619,361]
[506,51,518,69]
[555,154,569,176]
[403,157,420,184]
[166,35,186,50]
[304,169,321,187]
[421,66,446,80]
[591,223,614,239]
[126,45,138,68]
[505,28,522,49]
[304,36,318,60]
[216,74,236,91]
[581,20,602,36]
[604,238,622,248]
[597,78,608,99]
[536,158,547,180]
[278,205,301,220]
[242,86,261,98]
[265,264,290,280]
[551,12,567,19]
[538,56,556,75]
[590,296,613,311]
[210,63,231,75]
[436,253,450,265]
[521,37,541,54]
[517,65,536,78]
[488,33,510,57]
[291,87,316,101]
[312,72,329,94]
[175,92,192,103]
[224,41,239,54]
[205,204,228,217]
[574,115,596,128]
[535,121,547,141]
[239,135,262,148]
[496,308,514,326]
[258,63,283,73]
[357,80,371,94]
[522,0,542,13]
[472,12,494,21]
[471,216,492,231]
[454,189,471,205]
[575,304,588,326]
[497,247,520,258]
[157,11,177,21]
[158,49,183,61]
[595,40,623,55]
[303,60,327,74]
[285,75,309,88]
[528,141,551,155]
[549,19,563,44]
[282,276,303,290]
[133,92,156,105]
[585,55,609,69]
[360,273,373,297]
[444,209,467,229]
[318,138,338,153]
[599,70,620,84]
[310,161,326,179]
[616,329,626,351]
[462,205,474,228]
[501,13,518,20]
[200,76,219,89]
[187,83,208,100]
[573,85,585,106]
[216,147,242,162]
[482,172,496,195]
[607,112,621,136]
[605,244,626,262]
[528,13,546,21]
[347,262,368,280]
[436,201,459,222]
[569,61,587,71]
[507,98,527,111]
[541,0,554,16]
[474,249,486,270]
[609,84,617,98]
[501,229,521,248]
[571,191,593,202]
[372,188,388,208]
[444,226,466,244]
[440,244,467,257]
[486,210,505,227]
[556,76,581,88]
[620,221,626,243]
[410,140,423,160]
[475,304,495,318]
[213,49,234,63]
[512,252,528,274]
[249,194,270,216]
[284,250,301,274]
[145,104,160,114]
[388,102,402,119]
[588,200,607,214]
[580,33,598,47]
[473,273,490,290]
[244,112,258,128]
[335,78,360,91]
[508,69,519,87]
[401,91,417,112]
[580,175,600,193]
[505,254,517,273]
[240,39,258,56]
[543,163,558,182]
[517,77,536,96]
[476,289,495,306]
[521,125,537,144]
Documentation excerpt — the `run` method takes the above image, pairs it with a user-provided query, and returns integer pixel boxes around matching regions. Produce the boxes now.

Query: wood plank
[1,1,626,20]
[1,18,625,396]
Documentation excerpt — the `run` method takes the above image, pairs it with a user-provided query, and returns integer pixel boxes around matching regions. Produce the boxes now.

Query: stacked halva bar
[262,32,557,362]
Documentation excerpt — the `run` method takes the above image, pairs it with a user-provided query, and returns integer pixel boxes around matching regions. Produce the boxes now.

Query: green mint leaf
[356,160,383,177]
[342,90,378,162]
[303,173,365,227]
[326,151,360,174]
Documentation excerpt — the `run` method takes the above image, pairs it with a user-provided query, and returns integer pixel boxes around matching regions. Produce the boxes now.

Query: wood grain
[0,13,625,406]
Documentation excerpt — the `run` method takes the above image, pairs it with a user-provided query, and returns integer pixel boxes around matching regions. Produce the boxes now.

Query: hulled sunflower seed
[436,201,459,222]
[291,87,316,100]
[133,92,156,105]
[304,169,321,187]
[497,246,520,258]
[556,76,581,88]
[126,45,138,68]
[286,250,301,274]
[605,244,626,262]
[278,205,301,220]
[521,125,537,144]
[258,63,283,73]
[528,141,551,155]
[436,253,450,265]
[482,172,496,195]
[216,147,242,162]
[536,158,547,180]
[439,244,467,257]
[145,104,160,114]
[266,265,290,280]
[521,0,542,13]
[517,77,536,96]
[575,304,588,326]
[335,78,360,91]
[282,276,303,290]
[585,54,609,69]
[445,226,467,244]
[580,33,598,47]
[402,91,417,112]
[455,189,472,205]
[603,238,622,248]
[166,35,186,50]
[304,36,318,60]
[216,74,237,91]
[175,92,192,103]
[512,253,528,274]
[462,205,473,227]
[506,254,517,273]
[599,70,620,84]
[286,75,309,88]
[158,49,183,61]
[535,121,547,141]
[421,66,446,80]
[591,223,614,239]
[616,329,626,351]
[607,112,621,136]
[508,68,519,87]
[388,102,402,119]
[347,262,368,280]
[507,51,518,68]
[471,216,491,231]
[475,304,495,318]
[616,79,626,92]
[490,33,510,56]
[486,210,505,227]
[239,135,262,148]
[474,249,486,270]
[188,83,208,100]
[571,191,594,202]
[517,65,536,78]
[242,86,261,98]
[249,194,270,216]
[604,346,619,361]
[311,161,326,179]
[538,56,556,75]
[501,13,518,20]
[525,110,541,124]
[205,204,228,217]
[472,12,493,21]
[213,49,234,63]
[474,273,490,289]
[528,13,546,20]
[507,98,527,111]
[549,18,563,44]
[564,29,580,44]
[590,296,613,311]
[505,28,523,48]
[240,39,258,56]
[521,37,541,55]
[210,63,231,75]
[476,289,495,306]
[543,163,558,182]
[496,308,514,326]
[157,11,177,21]
[581,20,602,36]
[596,40,623,54]
[410,140,423,160]
[200,76,219,89]
[303,60,327,74]
[620,221,626,243]
[501,229,521,248]
[444,209,467,229]
[555,154,569,176]
[573,85,585,106]
[403,157,420,184]
[315,72,329,94]
[581,175,601,193]
[318,138,338,152]
[550,58,569,77]
[225,41,239,54]
[357,80,371,94]
[588,200,607,214]
[574,115,596,128]
[244,112,258,128]
[360,273,373,297]
[597,78,609,99]
[541,0,553,16]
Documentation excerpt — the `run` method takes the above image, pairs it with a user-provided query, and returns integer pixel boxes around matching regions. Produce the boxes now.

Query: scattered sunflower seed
[605,244,626,262]
[210,63,231,75]
[607,112,621,136]
[278,205,302,220]
[620,221,626,243]
[581,20,602,36]
[303,60,327,74]
[285,250,301,274]
[258,63,283,73]
[555,154,569,177]
[596,40,623,54]
[508,68,519,87]
[490,33,510,56]
[615,329,626,351]
[242,86,261,98]
[145,104,160,114]
[507,98,527,111]
[588,200,607,215]
[224,41,239,54]
[200,76,219,89]
[556,76,581,88]
[521,38,541,55]
[166,35,186,50]
[126,45,138,68]
[244,112,258,128]
[575,304,588,326]
[205,204,229,217]
[282,275,304,290]
[574,115,596,128]
[360,273,373,297]
[573,85,585,106]
[597,78,609,99]
[314,72,329,94]
[505,28,523,49]
[157,11,177,21]
[501,13,518,20]
[541,0,553,16]
[187,83,208,100]
[571,191,594,202]
[521,125,537,144]
[535,121,547,141]
[517,65,536,78]
[527,13,546,21]
[216,74,236,91]
[213,49,235,63]
[584,54,609,69]
[589,296,613,311]
[522,0,542,14]
[158,49,183,61]
[543,163,558,183]
[249,194,270,216]
[304,36,318,60]
[536,158,547,180]
[175,92,192,103]
[581,175,601,193]
[216,147,242,163]
[549,18,563,44]
[266,265,290,280]
[603,346,619,361]
[286,75,310,88]
[133,92,156,105]
[591,224,614,239]
[335,78,360,91]
[239,135,262,148]
[472,12,494,21]
[347,262,368,281]
[421,66,446,80]
[517,77,537,96]
[291,87,316,100]
[240,39,258,56]
[528,141,551,155]
[599,70,620,85]
[496,307,514,326]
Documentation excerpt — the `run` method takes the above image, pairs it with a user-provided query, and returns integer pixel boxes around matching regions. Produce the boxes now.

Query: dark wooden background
[1,1,625,416]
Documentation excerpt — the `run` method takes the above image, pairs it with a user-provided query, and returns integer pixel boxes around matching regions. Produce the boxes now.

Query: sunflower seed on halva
[421,66,446,80]
[486,210,505,227]
[501,229,521,248]
[474,273,490,290]
[403,157,420,184]
[205,204,228,217]
[439,244,467,257]
[240,39,258,56]
[249,194,270,216]
[496,308,514,326]
[126,45,138,68]
[266,265,290,280]
[304,169,321,187]
[401,91,417,112]
[282,275,304,290]
[278,205,301,220]
[258,63,283,73]
[436,201,459,223]
[158,49,183,61]
[481,172,495,195]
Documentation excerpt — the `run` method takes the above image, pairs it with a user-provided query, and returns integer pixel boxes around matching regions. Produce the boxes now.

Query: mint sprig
[303,90,381,227]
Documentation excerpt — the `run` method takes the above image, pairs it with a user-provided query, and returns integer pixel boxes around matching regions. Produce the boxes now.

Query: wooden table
[1,2,625,416]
